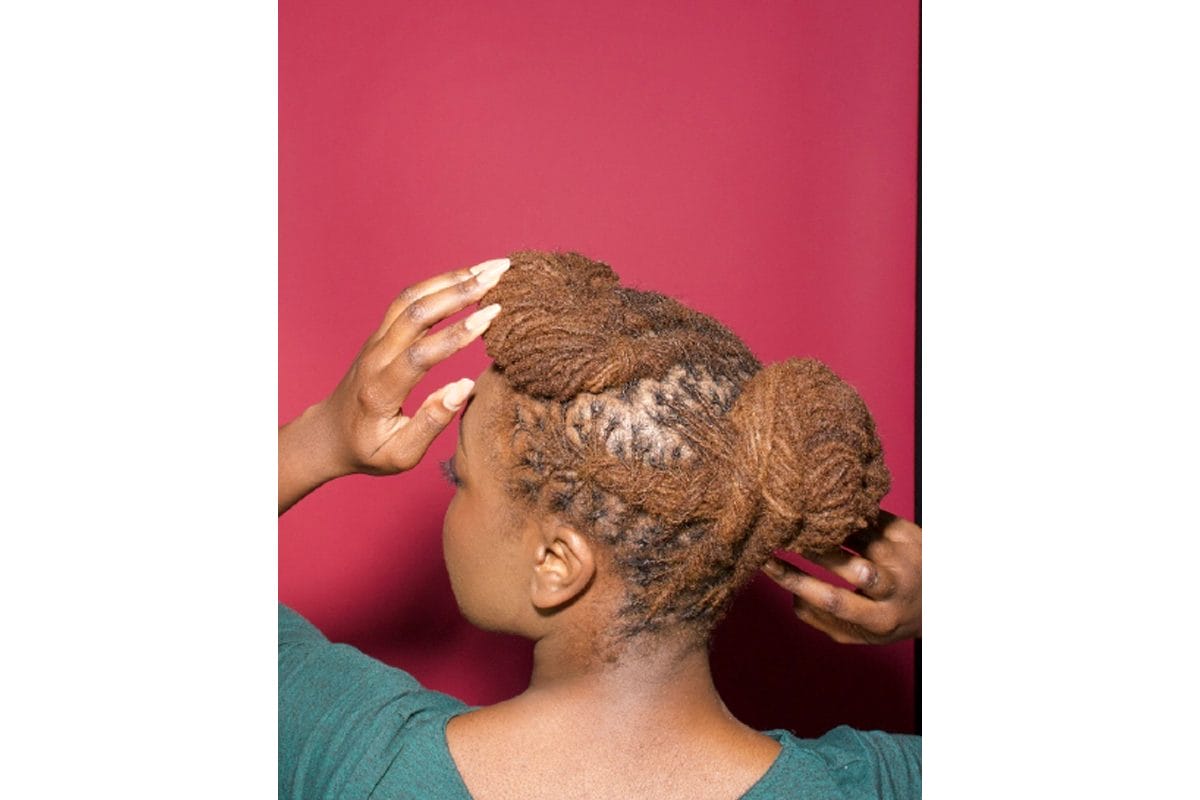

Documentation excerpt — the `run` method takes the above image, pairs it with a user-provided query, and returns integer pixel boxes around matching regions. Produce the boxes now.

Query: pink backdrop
[280,0,918,736]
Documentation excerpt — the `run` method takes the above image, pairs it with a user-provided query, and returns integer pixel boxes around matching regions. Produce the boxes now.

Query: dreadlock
[480,251,890,637]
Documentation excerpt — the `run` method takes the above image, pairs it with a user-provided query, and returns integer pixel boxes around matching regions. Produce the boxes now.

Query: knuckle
[354,382,385,411]
[419,404,448,430]
[404,344,430,371]
[866,611,898,638]
[385,293,418,323]
[394,287,419,309]
[404,300,431,325]
[859,563,880,590]
[820,589,842,616]
[356,351,383,375]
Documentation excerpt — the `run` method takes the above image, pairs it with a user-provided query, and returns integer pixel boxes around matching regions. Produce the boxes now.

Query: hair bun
[727,359,891,552]
[482,250,757,399]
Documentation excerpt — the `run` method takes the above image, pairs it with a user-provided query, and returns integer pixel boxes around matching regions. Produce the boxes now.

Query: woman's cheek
[441,499,467,589]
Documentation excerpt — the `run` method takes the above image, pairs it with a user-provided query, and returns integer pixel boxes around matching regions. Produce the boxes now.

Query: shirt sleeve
[279,604,467,800]
[814,726,922,800]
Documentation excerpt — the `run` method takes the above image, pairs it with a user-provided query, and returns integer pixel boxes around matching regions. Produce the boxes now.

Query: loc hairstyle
[480,251,890,638]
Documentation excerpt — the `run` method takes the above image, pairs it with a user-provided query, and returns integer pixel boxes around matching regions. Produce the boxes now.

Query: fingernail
[475,261,511,290]
[464,303,501,332]
[762,558,784,578]
[470,257,511,277]
[443,378,475,411]
[475,271,503,291]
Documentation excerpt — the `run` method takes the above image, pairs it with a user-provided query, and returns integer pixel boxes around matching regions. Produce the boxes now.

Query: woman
[279,251,922,799]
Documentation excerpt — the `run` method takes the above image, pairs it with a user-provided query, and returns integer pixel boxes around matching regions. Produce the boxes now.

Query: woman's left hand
[278,257,509,515]
[762,511,922,645]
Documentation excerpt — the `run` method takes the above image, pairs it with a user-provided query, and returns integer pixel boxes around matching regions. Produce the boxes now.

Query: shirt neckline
[438,709,797,800]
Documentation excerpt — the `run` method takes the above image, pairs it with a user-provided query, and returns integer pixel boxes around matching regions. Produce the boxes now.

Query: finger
[803,548,897,600]
[375,303,501,408]
[879,513,921,548]
[843,510,903,555]
[762,557,880,627]
[370,257,510,344]
[373,261,510,365]
[849,513,912,556]
[799,592,910,644]
[377,378,475,472]
[791,597,872,645]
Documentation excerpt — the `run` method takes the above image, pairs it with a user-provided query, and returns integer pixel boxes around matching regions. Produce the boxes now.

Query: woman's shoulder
[745,726,921,800]
[279,603,473,799]
[278,602,468,717]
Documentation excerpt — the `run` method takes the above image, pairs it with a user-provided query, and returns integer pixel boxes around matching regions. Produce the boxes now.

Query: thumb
[387,377,474,471]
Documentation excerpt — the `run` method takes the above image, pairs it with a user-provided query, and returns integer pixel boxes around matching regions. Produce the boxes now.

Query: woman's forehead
[460,367,508,449]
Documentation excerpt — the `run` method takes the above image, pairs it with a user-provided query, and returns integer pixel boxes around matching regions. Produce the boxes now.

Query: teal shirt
[280,605,921,799]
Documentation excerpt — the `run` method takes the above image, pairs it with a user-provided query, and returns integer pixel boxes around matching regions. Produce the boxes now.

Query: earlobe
[530,525,595,612]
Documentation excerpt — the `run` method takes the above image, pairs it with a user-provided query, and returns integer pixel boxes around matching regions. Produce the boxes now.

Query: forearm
[278,402,349,516]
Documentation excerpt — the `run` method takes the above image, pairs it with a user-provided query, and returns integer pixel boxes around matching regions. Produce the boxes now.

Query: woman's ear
[529,522,595,612]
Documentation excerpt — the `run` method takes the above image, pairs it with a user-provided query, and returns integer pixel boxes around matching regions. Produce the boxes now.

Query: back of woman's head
[480,251,890,638]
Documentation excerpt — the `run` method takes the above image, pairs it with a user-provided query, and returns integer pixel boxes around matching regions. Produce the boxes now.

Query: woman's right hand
[762,512,922,645]
[278,257,509,515]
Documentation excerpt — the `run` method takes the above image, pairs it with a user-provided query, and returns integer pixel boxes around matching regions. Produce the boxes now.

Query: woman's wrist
[278,401,353,514]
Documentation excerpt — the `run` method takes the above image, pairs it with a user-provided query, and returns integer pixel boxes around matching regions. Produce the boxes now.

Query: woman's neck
[517,627,737,731]
[446,626,782,800]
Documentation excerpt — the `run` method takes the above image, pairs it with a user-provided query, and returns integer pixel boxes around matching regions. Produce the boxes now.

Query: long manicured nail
[443,378,475,411]
[464,303,501,332]
[474,260,511,290]
[469,257,511,276]
[762,558,784,578]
